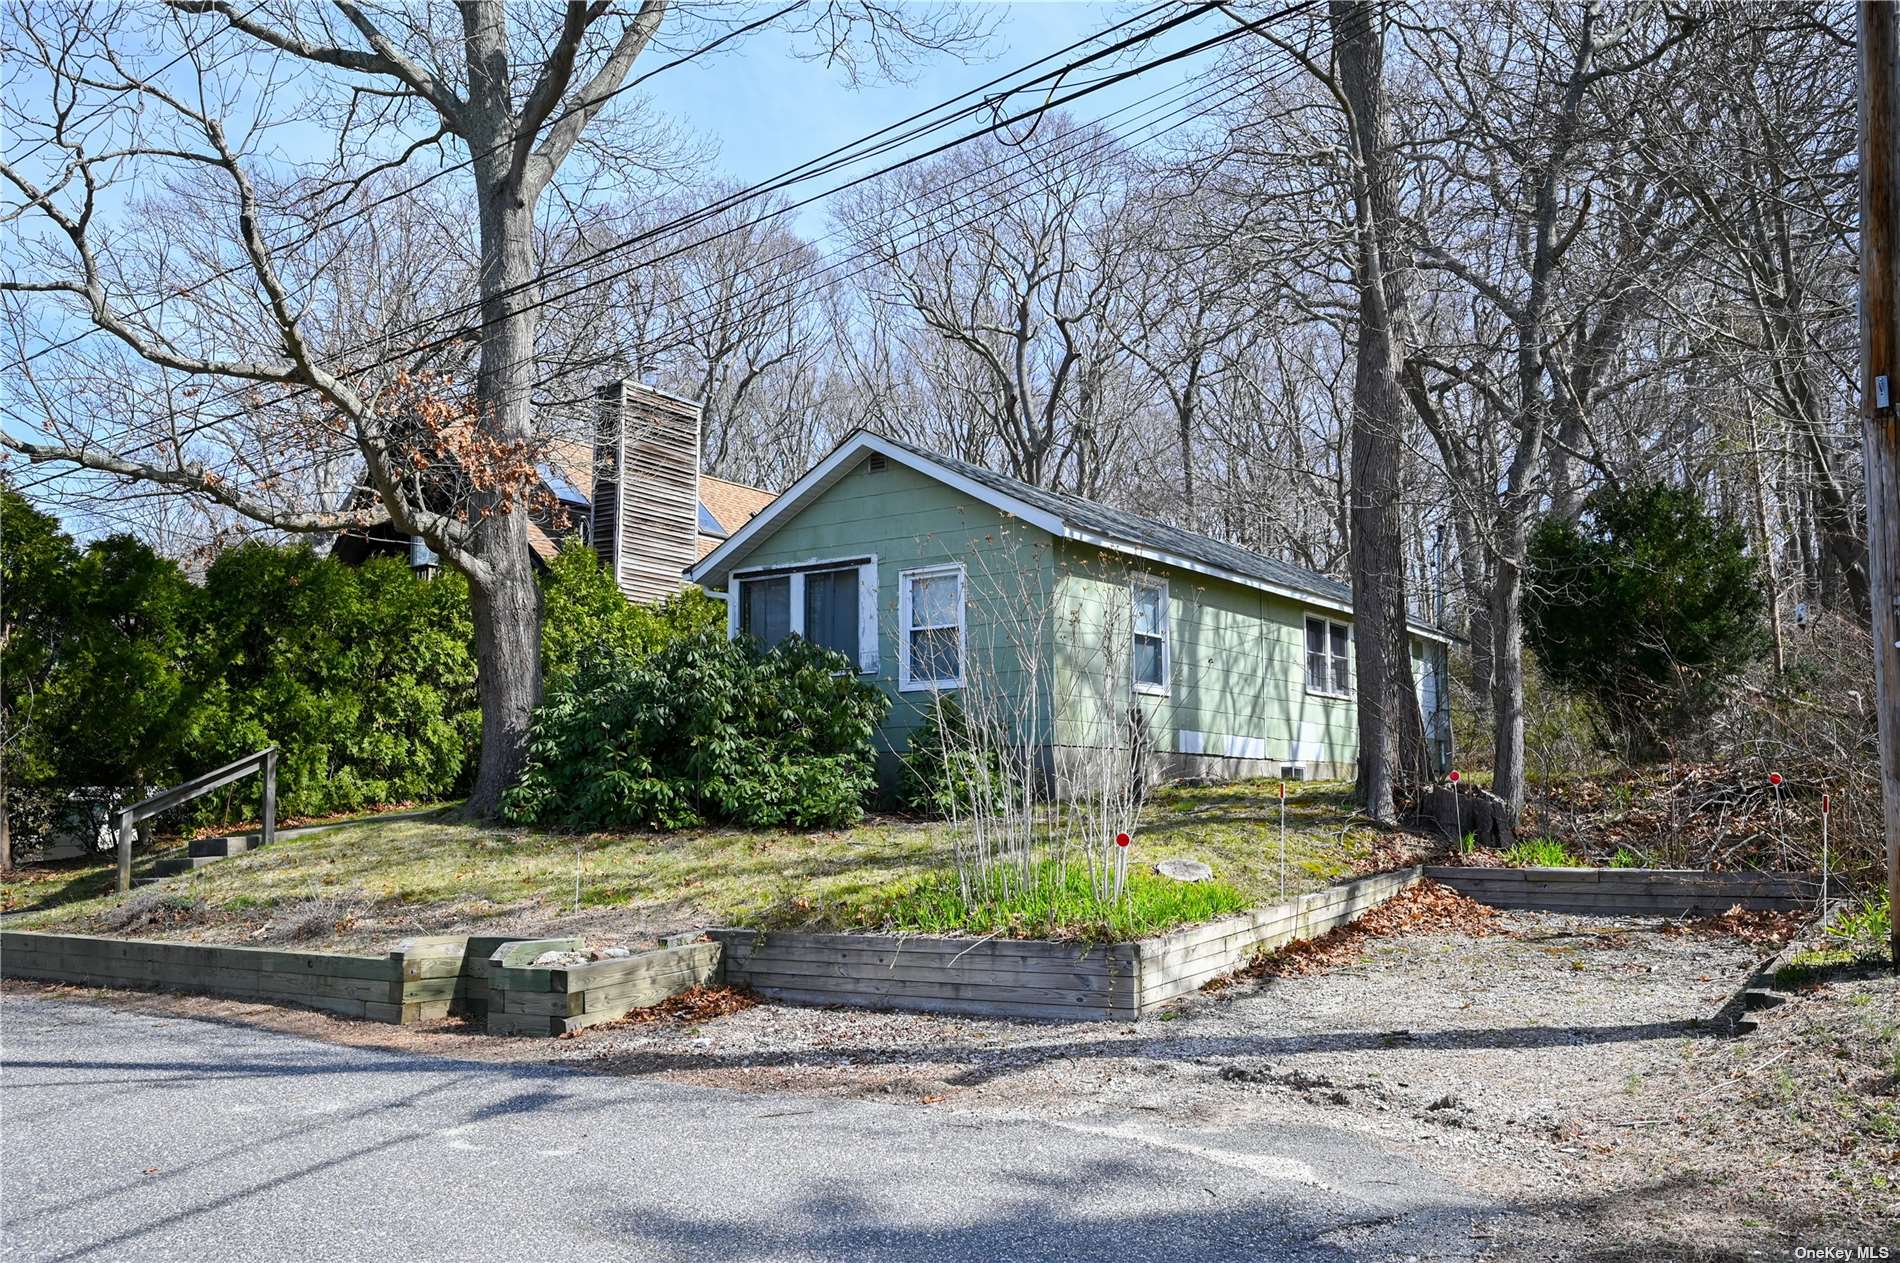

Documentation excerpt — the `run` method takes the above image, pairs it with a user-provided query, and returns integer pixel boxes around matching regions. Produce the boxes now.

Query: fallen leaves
[1240,879,1500,979]
[602,985,760,1028]
[1667,904,1807,947]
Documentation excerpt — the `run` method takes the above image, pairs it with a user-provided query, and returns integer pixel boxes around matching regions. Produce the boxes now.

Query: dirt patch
[1668,903,1809,948]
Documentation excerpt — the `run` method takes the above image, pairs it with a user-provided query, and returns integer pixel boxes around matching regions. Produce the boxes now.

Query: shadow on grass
[0,857,123,916]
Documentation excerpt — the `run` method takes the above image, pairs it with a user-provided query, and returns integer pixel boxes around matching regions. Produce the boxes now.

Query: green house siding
[1050,541,1360,776]
[726,457,1059,772]
[706,444,1452,789]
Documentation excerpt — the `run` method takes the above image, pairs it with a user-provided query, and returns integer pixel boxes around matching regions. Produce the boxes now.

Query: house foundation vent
[1279,763,1307,782]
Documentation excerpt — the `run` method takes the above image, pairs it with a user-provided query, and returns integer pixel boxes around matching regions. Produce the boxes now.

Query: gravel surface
[7,906,1893,1259]
[550,909,1896,1258]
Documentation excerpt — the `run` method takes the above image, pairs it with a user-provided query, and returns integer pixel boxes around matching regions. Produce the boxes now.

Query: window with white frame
[1304,616,1352,696]
[732,559,878,673]
[1130,576,1169,693]
[898,564,964,690]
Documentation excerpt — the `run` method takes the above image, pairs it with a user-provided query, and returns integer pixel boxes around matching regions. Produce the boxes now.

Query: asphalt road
[0,996,1491,1262]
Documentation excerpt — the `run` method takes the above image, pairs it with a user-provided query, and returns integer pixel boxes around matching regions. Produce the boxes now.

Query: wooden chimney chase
[592,379,703,603]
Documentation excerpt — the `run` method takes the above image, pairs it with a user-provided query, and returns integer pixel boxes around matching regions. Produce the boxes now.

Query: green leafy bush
[1,490,483,845]
[2,494,195,811]
[184,543,480,819]
[1526,483,1767,754]
[538,541,723,689]
[502,629,889,831]
[1834,890,1891,949]
[898,694,1006,817]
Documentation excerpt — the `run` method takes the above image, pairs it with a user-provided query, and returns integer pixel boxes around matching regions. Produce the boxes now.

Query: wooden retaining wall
[1424,866,1830,916]
[484,938,725,1037]
[1135,867,1422,1011]
[0,930,459,1024]
[711,867,1424,1023]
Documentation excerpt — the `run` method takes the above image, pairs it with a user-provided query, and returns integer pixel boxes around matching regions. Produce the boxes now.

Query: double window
[1130,576,1170,694]
[1305,616,1352,697]
[734,559,877,673]
[898,564,964,691]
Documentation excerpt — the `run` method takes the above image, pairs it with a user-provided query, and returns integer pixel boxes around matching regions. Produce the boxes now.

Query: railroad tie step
[152,855,226,876]
[187,835,258,859]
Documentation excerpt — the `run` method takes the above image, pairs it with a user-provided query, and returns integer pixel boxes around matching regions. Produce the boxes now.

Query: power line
[13,0,813,369]
[526,53,1290,396]
[240,0,1307,409]
[16,1,1251,442]
[12,2,1316,516]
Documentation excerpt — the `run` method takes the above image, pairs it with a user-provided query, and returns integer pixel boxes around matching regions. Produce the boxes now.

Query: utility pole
[1858,1,1899,969]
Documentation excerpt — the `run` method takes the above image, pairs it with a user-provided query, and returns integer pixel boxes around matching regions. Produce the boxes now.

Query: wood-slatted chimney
[592,378,703,603]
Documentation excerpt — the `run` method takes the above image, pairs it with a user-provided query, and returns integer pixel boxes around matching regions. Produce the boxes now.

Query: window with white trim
[1130,576,1169,694]
[1305,616,1352,696]
[898,564,964,690]
[732,558,878,674]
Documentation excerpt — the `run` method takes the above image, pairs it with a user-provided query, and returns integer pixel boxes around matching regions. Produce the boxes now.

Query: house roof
[699,475,777,535]
[530,437,770,562]
[538,436,595,505]
[690,430,1451,642]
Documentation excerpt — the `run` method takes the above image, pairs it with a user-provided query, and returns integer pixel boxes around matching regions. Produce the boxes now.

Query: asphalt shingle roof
[875,433,1356,609]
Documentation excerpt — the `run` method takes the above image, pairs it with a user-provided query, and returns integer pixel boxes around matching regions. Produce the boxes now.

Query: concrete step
[187,834,261,859]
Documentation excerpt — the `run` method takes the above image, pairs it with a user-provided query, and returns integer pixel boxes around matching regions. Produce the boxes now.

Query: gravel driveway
[553,908,1896,1259]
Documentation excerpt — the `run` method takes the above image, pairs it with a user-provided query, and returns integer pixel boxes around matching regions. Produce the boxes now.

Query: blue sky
[639,2,1231,231]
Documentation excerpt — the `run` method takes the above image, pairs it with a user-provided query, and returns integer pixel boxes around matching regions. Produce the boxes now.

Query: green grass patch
[1832,890,1892,948]
[1774,946,1863,990]
[1501,836,1581,868]
[883,860,1251,941]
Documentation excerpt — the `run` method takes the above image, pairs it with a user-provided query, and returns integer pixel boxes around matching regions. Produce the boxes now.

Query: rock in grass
[1155,859,1214,883]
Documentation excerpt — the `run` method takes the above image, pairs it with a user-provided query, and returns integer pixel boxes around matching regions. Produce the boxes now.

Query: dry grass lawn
[1,778,1403,951]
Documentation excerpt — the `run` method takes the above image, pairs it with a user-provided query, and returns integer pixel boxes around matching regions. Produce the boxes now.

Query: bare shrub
[911,532,1166,909]
[98,887,201,932]
[271,897,356,942]
[1711,615,1883,886]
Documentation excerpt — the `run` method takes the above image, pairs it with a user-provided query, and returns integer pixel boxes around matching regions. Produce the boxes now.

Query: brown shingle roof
[699,475,776,535]
[541,436,595,499]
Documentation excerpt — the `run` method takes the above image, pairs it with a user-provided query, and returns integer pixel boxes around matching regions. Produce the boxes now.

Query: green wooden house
[689,432,1453,790]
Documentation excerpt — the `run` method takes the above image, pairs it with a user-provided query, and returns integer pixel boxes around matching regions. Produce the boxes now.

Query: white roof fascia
[687,432,1455,646]
[689,432,1063,587]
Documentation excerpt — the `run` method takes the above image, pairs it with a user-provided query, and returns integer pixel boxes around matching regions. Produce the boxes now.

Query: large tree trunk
[1490,544,1528,823]
[462,189,545,814]
[460,26,547,814]
[1452,507,1493,714]
[467,553,542,813]
[1333,0,1423,821]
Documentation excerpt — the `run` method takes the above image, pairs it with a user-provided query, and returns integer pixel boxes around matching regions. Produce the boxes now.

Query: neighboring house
[689,430,1454,790]
[331,380,773,594]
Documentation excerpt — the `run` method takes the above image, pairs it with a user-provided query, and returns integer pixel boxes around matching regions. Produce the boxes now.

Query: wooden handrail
[116,748,277,893]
